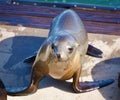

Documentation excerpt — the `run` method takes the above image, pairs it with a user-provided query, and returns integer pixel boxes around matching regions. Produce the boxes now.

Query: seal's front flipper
[0,79,7,100]
[78,79,114,92]
[87,44,103,58]
[24,52,37,63]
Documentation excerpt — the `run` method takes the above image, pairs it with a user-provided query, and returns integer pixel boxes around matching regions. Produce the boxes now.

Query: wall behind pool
[0,0,120,10]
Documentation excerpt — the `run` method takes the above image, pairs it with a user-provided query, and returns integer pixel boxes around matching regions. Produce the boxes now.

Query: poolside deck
[0,25,119,100]
[0,3,120,35]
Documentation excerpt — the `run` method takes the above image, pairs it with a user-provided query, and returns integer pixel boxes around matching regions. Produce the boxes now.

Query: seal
[2,10,114,97]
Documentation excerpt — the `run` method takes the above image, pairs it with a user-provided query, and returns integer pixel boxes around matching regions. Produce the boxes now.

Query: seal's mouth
[51,49,69,62]
[53,55,68,62]
[57,58,68,62]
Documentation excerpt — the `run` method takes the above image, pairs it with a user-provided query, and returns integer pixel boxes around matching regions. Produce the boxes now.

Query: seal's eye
[68,47,73,53]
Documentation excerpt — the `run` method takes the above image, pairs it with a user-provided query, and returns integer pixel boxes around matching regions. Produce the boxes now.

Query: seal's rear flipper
[79,79,114,92]
[87,44,103,58]
[0,79,7,100]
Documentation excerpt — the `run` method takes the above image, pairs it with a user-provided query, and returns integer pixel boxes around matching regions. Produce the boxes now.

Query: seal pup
[4,10,114,96]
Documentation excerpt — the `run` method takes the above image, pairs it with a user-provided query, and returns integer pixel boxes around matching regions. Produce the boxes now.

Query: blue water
[30,0,120,8]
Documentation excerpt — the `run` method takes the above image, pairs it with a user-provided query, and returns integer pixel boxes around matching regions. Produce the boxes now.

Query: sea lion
[1,10,114,97]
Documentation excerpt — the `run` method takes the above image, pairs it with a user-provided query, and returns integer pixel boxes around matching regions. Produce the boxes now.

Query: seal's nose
[56,53,61,59]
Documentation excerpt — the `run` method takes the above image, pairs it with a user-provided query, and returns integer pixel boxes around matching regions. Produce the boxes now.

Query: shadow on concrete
[91,57,120,100]
[39,77,74,93]
[0,36,46,91]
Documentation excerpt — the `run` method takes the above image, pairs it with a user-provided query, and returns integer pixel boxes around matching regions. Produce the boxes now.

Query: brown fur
[7,9,88,96]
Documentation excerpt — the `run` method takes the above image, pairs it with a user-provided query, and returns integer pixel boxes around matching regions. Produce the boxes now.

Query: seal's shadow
[0,36,45,90]
[91,57,120,100]
[2,36,120,96]
[0,36,73,93]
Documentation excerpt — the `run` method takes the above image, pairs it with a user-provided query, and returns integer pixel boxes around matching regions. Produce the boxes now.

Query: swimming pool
[9,0,120,10]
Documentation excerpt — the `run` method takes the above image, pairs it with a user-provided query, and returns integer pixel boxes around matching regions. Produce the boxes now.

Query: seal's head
[51,33,79,62]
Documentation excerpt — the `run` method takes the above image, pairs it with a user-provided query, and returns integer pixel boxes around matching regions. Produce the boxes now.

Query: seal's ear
[37,40,52,62]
